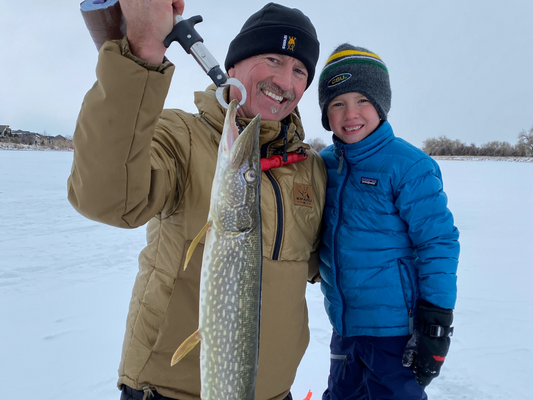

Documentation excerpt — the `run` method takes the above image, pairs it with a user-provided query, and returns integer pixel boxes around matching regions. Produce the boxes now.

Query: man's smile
[262,89,284,103]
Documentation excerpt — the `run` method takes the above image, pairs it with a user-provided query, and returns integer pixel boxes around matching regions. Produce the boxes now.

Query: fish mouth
[221,99,240,153]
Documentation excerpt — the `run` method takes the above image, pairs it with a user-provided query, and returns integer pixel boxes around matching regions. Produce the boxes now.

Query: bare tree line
[4,126,532,157]
[307,138,328,152]
[423,126,533,157]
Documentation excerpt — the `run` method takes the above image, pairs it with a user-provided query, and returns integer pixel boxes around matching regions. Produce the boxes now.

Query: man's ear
[228,67,235,78]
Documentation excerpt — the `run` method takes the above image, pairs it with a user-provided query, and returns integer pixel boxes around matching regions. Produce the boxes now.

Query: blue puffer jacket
[319,121,459,337]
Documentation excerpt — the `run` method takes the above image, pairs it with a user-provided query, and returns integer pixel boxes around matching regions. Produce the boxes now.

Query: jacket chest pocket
[350,171,396,215]
[261,169,322,261]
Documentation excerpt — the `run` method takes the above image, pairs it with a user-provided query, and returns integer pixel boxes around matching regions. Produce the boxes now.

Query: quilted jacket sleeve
[68,40,188,229]
[395,158,460,309]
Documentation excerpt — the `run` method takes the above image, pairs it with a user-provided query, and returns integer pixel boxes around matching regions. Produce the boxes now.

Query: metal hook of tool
[215,78,247,110]
[164,14,247,110]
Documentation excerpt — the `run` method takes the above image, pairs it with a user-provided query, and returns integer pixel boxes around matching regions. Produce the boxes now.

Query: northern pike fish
[171,99,262,400]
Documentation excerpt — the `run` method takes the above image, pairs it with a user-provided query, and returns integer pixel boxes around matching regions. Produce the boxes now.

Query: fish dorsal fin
[170,330,201,366]
[183,220,211,271]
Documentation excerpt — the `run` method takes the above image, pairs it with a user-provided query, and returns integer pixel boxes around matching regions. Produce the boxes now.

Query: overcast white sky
[1,0,532,148]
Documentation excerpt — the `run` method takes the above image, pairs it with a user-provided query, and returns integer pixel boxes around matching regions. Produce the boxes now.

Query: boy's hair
[318,43,391,131]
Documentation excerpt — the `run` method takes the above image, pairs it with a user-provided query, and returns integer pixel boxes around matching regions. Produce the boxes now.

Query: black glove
[402,300,454,386]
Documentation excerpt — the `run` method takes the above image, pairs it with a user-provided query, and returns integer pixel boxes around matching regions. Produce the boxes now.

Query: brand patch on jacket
[282,35,297,52]
[328,73,352,87]
[361,177,378,186]
[294,183,313,208]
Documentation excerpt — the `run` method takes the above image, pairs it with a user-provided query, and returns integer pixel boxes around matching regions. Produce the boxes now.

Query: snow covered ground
[1,150,532,399]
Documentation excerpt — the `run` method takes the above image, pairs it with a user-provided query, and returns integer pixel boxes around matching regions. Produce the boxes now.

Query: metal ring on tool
[216,78,247,110]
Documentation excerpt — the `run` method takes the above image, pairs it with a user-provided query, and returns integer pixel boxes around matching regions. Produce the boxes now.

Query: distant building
[10,130,44,145]
[41,135,55,144]
[0,125,11,136]
[0,128,72,147]
[12,129,31,136]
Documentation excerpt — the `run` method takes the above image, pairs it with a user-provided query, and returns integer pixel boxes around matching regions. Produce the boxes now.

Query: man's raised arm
[67,0,185,228]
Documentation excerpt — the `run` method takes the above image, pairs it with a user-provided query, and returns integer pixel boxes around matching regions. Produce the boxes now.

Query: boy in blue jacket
[317,43,460,400]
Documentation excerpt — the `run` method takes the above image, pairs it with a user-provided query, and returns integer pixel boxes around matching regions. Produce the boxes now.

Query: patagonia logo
[282,35,297,52]
[361,177,378,186]
[293,183,313,208]
[328,73,352,87]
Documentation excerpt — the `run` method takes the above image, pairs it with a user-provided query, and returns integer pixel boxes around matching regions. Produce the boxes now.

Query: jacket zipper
[334,147,349,335]
[265,170,284,260]
[398,260,415,334]
[260,126,288,261]
[336,148,344,174]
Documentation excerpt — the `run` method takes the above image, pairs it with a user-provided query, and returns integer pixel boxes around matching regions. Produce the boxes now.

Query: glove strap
[423,324,454,338]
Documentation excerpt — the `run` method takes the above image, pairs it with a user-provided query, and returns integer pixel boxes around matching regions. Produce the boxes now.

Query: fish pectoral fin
[170,330,201,366]
[184,221,211,271]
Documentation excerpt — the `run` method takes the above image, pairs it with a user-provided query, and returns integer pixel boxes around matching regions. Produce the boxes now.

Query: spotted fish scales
[171,99,262,400]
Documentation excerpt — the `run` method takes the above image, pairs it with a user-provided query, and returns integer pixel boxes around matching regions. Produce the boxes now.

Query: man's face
[228,54,308,121]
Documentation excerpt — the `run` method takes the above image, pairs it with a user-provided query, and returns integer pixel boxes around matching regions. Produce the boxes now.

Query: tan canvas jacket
[68,40,326,400]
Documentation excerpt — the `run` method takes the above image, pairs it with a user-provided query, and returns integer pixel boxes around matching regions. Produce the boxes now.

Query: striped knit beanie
[318,43,391,131]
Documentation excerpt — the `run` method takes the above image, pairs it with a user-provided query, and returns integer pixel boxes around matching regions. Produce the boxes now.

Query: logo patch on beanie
[282,35,297,52]
[328,73,352,87]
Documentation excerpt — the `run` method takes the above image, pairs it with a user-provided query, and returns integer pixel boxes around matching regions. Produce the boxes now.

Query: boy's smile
[327,92,380,144]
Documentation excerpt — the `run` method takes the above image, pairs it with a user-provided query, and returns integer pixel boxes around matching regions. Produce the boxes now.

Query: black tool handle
[164,15,203,51]
[164,15,227,87]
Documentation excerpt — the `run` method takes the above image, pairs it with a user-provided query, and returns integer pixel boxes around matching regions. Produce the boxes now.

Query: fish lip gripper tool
[164,15,247,109]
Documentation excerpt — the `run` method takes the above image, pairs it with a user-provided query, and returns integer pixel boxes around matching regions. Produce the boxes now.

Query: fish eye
[244,169,257,183]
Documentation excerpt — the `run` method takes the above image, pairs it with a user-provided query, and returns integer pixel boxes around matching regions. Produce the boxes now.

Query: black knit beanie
[224,3,320,89]
[318,43,391,131]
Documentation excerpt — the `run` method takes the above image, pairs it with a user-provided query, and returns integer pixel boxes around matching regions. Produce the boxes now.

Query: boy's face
[327,92,380,144]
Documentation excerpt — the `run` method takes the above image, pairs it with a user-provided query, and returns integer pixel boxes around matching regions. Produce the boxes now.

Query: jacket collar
[194,84,309,158]
[333,121,395,163]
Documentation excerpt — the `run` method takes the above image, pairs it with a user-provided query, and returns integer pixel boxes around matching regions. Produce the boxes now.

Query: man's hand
[402,300,454,386]
[120,0,184,64]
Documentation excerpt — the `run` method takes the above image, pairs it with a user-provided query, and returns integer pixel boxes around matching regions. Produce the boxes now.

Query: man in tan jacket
[68,1,326,399]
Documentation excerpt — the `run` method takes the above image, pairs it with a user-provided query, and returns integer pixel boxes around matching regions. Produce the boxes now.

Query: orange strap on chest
[260,152,308,171]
